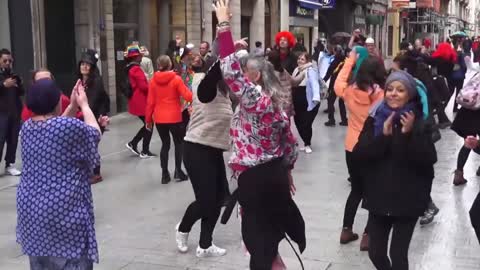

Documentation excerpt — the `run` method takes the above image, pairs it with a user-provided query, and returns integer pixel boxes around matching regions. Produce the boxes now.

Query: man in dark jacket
[0,48,24,176]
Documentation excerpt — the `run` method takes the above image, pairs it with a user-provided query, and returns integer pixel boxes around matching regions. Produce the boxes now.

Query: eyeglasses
[3,59,13,64]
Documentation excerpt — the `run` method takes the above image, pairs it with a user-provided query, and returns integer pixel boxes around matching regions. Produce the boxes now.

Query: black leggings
[368,213,417,270]
[343,151,368,232]
[130,116,153,152]
[470,190,480,244]
[293,86,319,146]
[155,123,183,172]
[327,89,347,122]
[178,142,228,249]
[457,145,480,170]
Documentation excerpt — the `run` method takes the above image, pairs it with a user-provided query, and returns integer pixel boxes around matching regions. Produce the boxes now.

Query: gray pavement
[1,105,480,270]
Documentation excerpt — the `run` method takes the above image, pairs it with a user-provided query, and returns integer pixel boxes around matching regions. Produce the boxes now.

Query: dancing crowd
[2,0,480,269]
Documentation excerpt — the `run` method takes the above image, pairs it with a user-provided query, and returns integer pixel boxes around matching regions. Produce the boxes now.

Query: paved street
[1,104,480,270]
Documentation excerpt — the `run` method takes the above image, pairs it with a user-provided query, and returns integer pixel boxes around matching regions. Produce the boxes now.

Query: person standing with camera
[0,48,23,176]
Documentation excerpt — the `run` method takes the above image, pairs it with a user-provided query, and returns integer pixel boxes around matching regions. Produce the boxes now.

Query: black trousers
[130,116,153,152]
[180,109,190,139]
[155,123,183,172]
[327,89,347,123]
[178,142,227,248]
[0,113,20,167]
[470,190,480,244]
[93,127,105,175]
[368,213,417,270]
[342,151,368,232]
[448,78,464,112]
[293,86,319,146]
[456,145,480,170]
[238,159,291,270]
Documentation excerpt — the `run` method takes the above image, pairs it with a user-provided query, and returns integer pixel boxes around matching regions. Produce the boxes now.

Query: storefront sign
[353,16,366,29]
[416,0,434,8]
[391,0,410,9]
[290,0,314,18]
[297,0,336,10]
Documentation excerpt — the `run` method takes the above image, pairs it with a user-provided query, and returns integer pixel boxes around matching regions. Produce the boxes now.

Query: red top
[145,71,192,124]
[128,65,149,116]
[21,94,80,121]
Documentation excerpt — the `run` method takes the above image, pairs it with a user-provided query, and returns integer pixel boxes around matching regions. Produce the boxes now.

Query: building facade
[2,0,275,114]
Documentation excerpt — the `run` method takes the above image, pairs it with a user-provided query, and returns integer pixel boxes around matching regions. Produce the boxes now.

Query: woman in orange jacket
[146,55,193,184]
[334,46,386,251]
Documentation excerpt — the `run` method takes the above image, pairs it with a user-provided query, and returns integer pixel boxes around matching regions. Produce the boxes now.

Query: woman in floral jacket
[213,1,306,269]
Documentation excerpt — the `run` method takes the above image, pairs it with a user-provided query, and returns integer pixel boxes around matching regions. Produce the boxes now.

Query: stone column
[186,0,202,46]
[158,0,170,55]
[250,0,265,47]
[230,0,241,40]
[103,0,117,114]
[280,0,290,31]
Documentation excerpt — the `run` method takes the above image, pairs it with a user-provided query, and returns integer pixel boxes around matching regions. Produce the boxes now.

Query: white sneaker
[299,146,306,151]
[175,223,189,253]
[5,165,21,176]
[305,146,313,154]
[196,244,227,258]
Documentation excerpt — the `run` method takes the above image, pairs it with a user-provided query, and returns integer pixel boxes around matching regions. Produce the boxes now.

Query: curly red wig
[275,31,296,49]
[432,42,457,63]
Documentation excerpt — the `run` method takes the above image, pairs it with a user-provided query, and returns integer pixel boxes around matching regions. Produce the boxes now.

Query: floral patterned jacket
[218,29,298,178]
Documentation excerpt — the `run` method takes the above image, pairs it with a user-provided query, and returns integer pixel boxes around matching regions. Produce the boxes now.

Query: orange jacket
[146,71,193,124]
[334,57,384,152]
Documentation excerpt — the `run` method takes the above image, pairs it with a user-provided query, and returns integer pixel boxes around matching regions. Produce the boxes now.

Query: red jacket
[146,71,192,124]
[128,65,149,116]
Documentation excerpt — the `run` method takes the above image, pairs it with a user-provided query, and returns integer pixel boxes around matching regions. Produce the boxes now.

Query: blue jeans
[0,113,20,166]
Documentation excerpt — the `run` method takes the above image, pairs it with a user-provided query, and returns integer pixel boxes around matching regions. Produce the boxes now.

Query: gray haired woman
[212,0,306,268]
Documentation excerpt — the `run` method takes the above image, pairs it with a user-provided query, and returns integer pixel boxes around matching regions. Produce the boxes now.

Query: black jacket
[353,117,437,217]
[277,49,297,75]
[0,69,24,116]
[85,76,110,118]
[323,55,345,91]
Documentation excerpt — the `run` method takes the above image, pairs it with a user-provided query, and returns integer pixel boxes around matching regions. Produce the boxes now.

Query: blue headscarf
[352,46,369,78]
[372,71,429,137]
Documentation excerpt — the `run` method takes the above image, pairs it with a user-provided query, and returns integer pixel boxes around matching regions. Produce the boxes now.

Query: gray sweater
[185,73,233,151]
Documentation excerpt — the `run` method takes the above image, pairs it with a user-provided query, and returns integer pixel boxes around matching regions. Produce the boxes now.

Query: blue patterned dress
[16,117,101,267]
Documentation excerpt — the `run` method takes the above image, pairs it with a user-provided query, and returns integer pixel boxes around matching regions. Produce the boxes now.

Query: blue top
[306,67,321,111]
[16,117,101,263]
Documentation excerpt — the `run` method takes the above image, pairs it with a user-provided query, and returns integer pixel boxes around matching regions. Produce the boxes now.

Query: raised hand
[75,82,89,109]
[400,111,415,134]
[212,0,231,23]
[98,115,110,127]
[383,112,395,136]
[234,38,249,51]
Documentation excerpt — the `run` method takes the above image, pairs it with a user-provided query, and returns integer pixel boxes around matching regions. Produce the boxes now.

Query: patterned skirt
[29,256,93,270]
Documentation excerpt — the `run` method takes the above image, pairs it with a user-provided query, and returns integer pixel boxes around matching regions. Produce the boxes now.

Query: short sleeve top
[16,117,101,262]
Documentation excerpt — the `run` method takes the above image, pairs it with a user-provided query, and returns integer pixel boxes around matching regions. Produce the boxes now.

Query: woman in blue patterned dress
[16,78,103,270]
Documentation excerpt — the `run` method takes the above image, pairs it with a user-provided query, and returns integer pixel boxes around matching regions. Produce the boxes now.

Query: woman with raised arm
[17,79,102,270]
[212,1,306,269]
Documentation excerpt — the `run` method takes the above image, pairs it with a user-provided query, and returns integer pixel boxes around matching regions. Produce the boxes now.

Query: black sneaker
[324,120,336,127]
[126,142,140,156]
[339,121,348,126]
[174,169,189,182]
[140,151,157,159]
[419,210,434,225]
[162,171,171,184]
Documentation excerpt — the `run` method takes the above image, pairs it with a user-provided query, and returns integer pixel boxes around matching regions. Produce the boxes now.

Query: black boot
[324,120,336,127]
[174,169,189,182]
[162,170,171,184]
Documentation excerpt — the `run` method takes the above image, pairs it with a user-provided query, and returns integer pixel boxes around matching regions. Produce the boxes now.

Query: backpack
[456,72,480,110]
[120,63,139,99]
